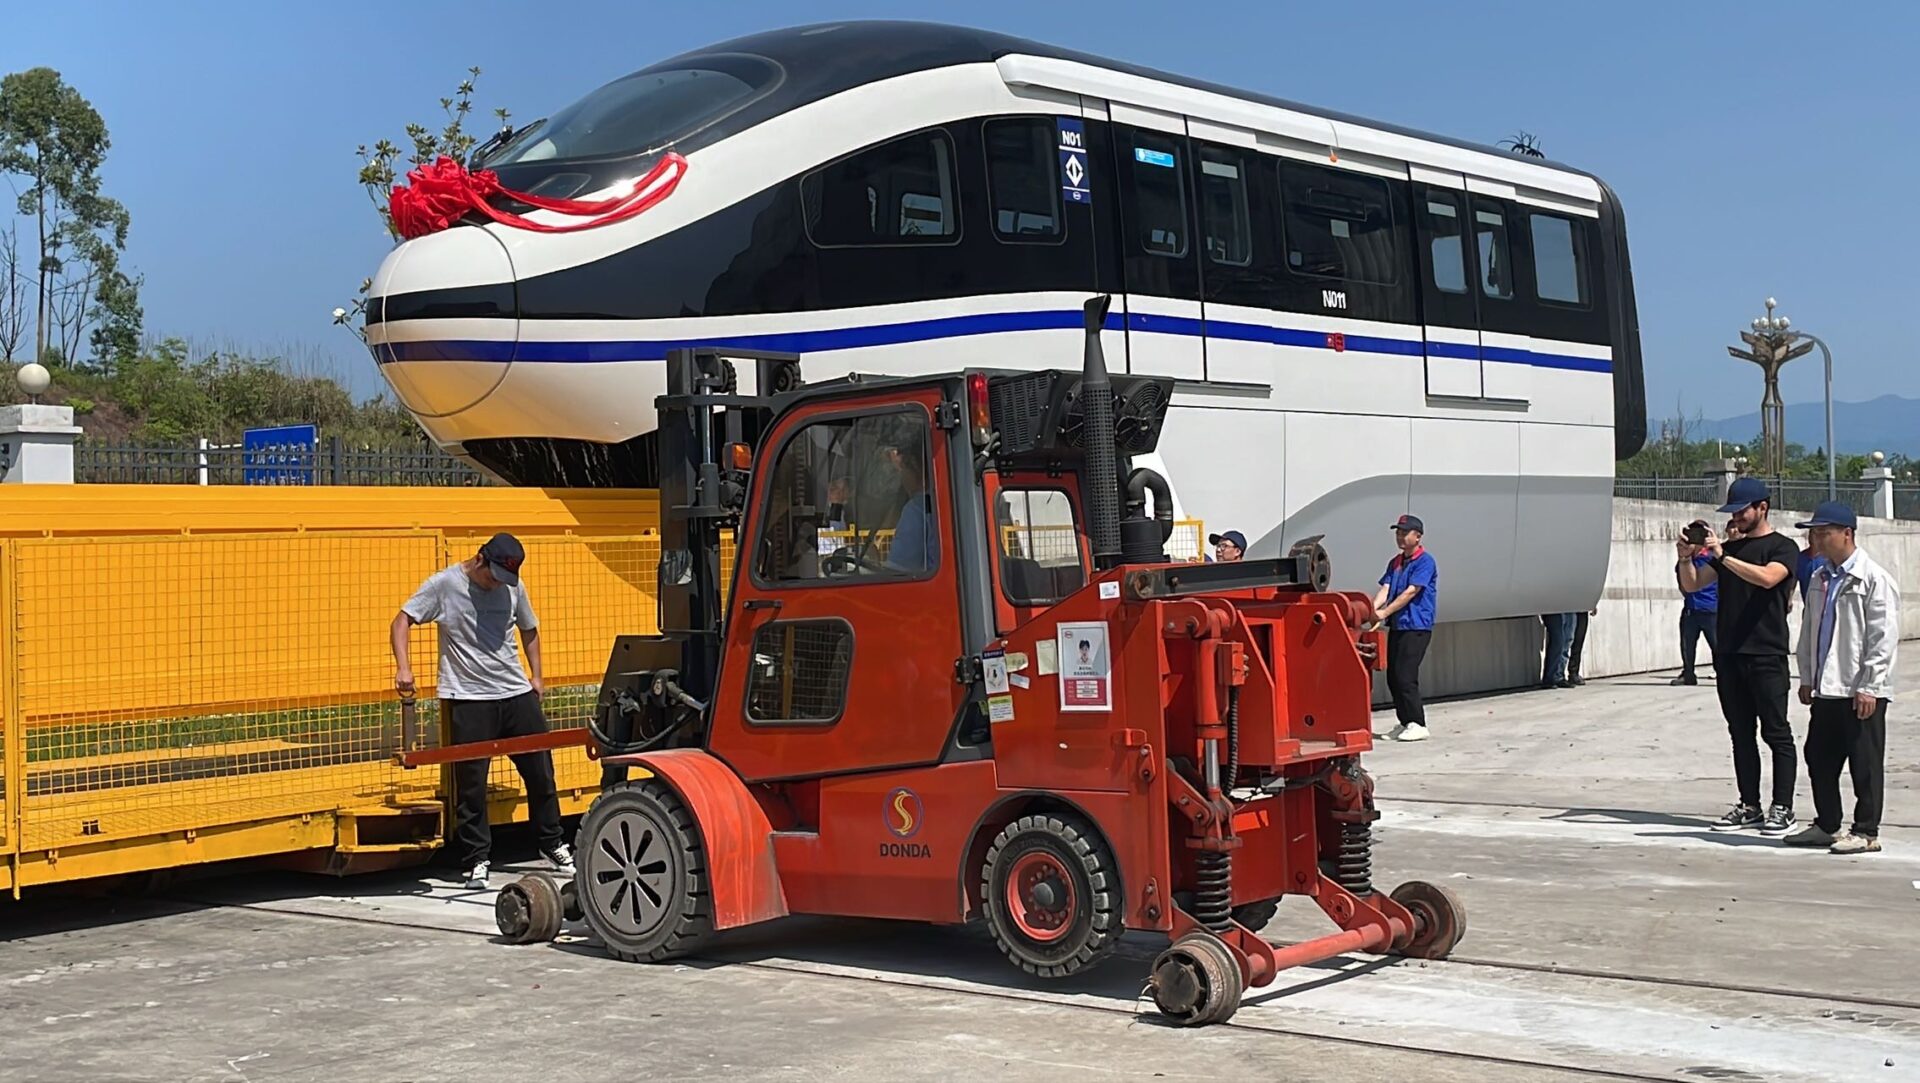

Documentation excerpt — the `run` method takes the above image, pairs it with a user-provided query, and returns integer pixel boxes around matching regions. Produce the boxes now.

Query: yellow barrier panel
[0,486,664,893]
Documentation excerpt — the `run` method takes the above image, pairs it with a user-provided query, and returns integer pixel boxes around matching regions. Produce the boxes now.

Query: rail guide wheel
[575,780,714,963]
[1149,932,1244,1026]
[1389,880,1467,959]
[496,872,565,944]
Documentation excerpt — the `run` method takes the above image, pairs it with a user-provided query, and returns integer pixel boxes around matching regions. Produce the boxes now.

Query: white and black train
[365,20,1645,622]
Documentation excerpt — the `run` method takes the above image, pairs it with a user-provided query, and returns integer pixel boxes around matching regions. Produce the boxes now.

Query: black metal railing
[1616,476,1911,519]
[76,438,492,486]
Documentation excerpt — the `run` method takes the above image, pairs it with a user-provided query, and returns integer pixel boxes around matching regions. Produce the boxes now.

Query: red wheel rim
[1004,850,1077,942]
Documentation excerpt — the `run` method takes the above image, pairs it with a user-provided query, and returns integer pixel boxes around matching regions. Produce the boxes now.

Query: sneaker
[462,861,490,890]
[1783,824,1834,848]
[1759,805,1796,836]
[1395,723,1430,742]
[1829,833,1882,855]
[1553,679,1575,689]
[1380,724,1408,741]
[542,843,576,876]
[1710,803,1763,831]
[1568,674,1586,686]
[1670,675,1698,686]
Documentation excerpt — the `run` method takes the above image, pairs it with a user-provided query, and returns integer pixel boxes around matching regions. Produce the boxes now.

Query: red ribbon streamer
[388,152,688,240]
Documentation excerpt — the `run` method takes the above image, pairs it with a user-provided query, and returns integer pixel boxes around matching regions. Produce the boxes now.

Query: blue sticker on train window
[1058,117,1090,204]
[1133,147,1176,168]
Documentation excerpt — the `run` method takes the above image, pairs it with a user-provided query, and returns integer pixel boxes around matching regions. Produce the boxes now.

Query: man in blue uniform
[1372,514,1438,742]
[1673,519,1720,686]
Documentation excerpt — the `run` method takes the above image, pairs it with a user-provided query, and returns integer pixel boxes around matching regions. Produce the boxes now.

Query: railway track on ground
[176,891,1911,1083]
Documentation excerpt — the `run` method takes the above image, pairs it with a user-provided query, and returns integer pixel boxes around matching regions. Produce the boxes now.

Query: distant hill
[1694,394,1919,457]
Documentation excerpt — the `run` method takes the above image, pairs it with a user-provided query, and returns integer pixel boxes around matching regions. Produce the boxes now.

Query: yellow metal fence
[0,487,664,894]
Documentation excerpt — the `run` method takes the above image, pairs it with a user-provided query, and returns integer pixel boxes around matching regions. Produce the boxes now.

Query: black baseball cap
[480,532,526,586]
[1391,514,1425,533]
[1795,500,1858,530]
[1208,530,1248,551]
[1717,477,1771,514]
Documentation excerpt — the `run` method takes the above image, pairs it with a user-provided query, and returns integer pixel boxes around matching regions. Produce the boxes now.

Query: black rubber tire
[1231,897,1281,933]
[576,781,713,963]
[981,813,1122,979]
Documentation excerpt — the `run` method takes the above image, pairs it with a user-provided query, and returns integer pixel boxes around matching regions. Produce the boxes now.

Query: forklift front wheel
[576,781,715,963]
[1149,932,1244,1026]
[982,813,1121,979]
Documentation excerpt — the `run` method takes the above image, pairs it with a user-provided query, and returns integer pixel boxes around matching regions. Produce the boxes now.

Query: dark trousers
[1805,697,1887,837]
[1714,654,1796,810]
[1679,608,1718,680]
[446,691,564,869]
[1568,611,1589,678]
[1541,614,1574,683]
[1386,628,1431,728]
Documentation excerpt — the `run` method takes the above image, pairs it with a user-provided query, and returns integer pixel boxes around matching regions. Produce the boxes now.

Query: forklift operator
[885,439,939,573]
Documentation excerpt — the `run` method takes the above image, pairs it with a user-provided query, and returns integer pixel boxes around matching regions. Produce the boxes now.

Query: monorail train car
[365,20,1645,622]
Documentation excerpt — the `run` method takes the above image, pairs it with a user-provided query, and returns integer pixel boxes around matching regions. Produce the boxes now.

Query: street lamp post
[1729,298,1833,494]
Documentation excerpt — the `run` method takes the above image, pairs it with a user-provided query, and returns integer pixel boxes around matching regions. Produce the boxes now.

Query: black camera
[1682,522,1708,545]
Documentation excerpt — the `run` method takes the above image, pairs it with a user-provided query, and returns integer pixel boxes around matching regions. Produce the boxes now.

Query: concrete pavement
[3,658,1916,1082]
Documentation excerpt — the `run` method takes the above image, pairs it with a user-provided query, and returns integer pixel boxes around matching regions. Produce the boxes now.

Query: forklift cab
[704,366,1159,784]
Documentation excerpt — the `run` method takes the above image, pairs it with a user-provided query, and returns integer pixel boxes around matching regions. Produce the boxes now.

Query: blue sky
[5,1,1916,423]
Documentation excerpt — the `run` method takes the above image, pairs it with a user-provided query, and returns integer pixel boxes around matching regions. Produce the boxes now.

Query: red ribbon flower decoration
[388,151,689,240]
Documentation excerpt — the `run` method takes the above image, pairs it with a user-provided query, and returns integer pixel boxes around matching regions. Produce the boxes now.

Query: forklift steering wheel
[822,546,888,576]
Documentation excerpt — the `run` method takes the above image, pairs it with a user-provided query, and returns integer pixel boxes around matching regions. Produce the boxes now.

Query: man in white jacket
[1786,502,1898,854]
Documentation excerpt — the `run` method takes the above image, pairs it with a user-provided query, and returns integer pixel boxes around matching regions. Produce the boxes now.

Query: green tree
[0,67,142,372]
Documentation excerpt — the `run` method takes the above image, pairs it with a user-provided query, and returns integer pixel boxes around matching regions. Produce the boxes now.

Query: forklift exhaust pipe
[1081,295,1122,566]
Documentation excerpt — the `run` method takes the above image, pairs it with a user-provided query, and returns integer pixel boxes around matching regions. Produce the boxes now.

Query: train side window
[744,619,853,724]
[984,118,1063,242]
[1425,194,1469,294]
[1529,212,1589,307]
[1126,133,1188,257]
[752,409,939,584]
[802,129,959,247]
[1198,148,1252,267]
[1473,200,1513,300]
[995,489,1086,606]
[1278,162,1400,286]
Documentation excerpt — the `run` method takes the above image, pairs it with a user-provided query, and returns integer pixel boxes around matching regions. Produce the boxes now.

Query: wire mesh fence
[75,438,491,486]
[0,519,661,884]
[1615,476,1908,519]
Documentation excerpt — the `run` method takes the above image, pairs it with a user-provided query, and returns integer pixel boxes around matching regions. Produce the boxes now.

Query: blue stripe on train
[379,309,1613,373]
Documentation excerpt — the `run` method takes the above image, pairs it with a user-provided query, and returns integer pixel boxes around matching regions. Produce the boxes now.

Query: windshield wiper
[469,118,544,168]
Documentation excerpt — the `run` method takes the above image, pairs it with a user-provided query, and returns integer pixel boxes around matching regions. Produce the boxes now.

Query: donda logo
[884,787,923,839]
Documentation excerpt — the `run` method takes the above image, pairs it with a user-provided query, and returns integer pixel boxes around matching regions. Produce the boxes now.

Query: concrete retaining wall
[1372,497,1920,704]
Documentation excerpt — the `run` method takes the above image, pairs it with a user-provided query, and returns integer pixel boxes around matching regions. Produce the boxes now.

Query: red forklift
[504,297,1463,1024]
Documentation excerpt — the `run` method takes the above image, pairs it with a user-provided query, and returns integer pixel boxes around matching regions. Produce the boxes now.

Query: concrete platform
[4,659,1917,1082]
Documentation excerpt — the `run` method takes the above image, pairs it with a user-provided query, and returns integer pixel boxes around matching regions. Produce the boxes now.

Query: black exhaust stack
[1081,296,1123,568]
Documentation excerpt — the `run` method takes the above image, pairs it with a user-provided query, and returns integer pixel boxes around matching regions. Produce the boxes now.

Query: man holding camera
[1677,479,1802,835]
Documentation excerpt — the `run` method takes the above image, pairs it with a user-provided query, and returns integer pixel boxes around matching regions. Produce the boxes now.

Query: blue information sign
[1057,117,1091,204]
[243,423,318,485]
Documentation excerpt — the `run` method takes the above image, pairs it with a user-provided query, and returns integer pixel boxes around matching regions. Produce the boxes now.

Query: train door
[1464,185,1533,403]
[1410,168,1483,399]
[707,391,969,782]
[1106,103,1205,380]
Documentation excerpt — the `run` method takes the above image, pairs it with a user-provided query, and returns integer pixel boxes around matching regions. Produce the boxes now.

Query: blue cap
[1717,477,1771,514]
[1208,530,1248,551]
[1795,500,1857,530]
[1391,514,1425,533]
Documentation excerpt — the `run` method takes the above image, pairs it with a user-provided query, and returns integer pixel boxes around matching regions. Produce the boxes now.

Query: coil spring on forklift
[1335,823,1373,896]
[1194,850,1234,933]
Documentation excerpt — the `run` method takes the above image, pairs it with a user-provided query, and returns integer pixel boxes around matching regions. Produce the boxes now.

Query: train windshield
[485,53,781,168]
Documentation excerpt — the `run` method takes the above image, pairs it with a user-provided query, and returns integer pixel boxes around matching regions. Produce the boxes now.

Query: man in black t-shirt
[1676,478,1802,835]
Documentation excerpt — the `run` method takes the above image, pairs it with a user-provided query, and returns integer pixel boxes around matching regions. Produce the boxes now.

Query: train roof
[669,20,1603,187]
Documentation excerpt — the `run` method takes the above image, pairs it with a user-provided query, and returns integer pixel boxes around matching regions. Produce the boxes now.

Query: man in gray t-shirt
[391,532,572,889]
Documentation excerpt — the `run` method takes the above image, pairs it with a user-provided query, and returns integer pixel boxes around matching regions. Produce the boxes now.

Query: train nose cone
[365,226,519,419]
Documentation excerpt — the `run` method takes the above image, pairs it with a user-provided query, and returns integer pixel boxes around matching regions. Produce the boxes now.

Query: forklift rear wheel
[1150,932,1244,1025]
[576,781,714,963]
[497,873,565,944]
[982,814,1121,979]
[1389,880,1466,959]
[1231,898,1281,932]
